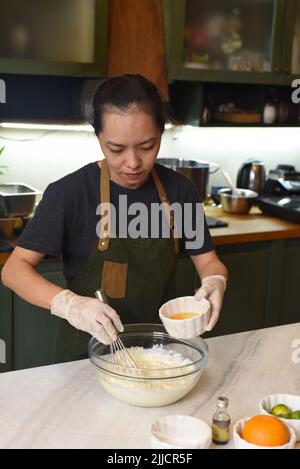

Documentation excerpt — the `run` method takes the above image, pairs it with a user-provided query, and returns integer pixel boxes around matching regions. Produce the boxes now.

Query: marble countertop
[0,323,300,449]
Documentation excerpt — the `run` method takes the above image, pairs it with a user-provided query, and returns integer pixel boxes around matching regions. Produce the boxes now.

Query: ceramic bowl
[233,417,296,449]
[150,415,212,449]
[259,394,300,441]
[159,296,210,339]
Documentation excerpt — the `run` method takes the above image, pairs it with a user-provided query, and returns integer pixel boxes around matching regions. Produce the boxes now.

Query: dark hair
[91,74,167,135]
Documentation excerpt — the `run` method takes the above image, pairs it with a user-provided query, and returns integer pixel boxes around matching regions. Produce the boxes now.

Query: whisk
[94,289,138,368]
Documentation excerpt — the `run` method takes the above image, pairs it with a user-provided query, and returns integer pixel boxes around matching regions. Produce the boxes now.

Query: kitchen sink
[0,183,42,218]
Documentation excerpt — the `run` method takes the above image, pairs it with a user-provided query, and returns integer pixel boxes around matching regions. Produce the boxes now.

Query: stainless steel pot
[157,158,219,201]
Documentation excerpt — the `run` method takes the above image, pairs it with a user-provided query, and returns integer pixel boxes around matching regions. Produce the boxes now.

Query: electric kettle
[236,160,266,195]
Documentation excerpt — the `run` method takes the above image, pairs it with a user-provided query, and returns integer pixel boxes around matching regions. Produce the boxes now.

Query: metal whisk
[94,289,138,368]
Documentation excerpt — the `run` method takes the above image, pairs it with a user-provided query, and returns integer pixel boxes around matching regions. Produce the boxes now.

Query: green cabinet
[13,260,66,370]
[0,260,65,373]
[172,248,273,328]
[205,238,300,338]
[279,239,300,325]
[163,0,299,85]
[280,0,300,76]
[206,242,271,337]
[0,0,108,77]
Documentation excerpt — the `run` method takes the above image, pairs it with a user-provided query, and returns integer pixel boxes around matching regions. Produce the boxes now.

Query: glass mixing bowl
[89,324,208,407]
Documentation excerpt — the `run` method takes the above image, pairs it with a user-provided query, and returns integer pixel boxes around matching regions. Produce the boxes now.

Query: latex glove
[194,275,227,331]
[51,289,124,344]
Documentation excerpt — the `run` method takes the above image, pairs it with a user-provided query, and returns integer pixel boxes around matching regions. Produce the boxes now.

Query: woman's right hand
[51,289,124,344]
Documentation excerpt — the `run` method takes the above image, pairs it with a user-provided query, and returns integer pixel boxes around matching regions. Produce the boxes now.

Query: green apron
[55,160,180,363]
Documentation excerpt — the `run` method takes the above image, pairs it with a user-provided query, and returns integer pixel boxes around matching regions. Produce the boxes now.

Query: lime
[271,404,292,419]
[291,410,300,419]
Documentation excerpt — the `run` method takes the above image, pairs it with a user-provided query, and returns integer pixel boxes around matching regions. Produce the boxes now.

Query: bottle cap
[217,397,229,408]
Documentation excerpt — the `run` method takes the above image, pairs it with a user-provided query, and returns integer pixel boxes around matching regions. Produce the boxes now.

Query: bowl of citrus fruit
[259,394,300,441]
[233,415,296,449]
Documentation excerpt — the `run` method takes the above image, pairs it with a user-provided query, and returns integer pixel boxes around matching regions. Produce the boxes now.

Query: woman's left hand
[194,275,227,331]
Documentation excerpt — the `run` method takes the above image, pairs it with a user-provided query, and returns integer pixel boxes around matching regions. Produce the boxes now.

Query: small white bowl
[150,415,212,449]
[159,296,210,339]
[259,394,300,441]
[233,417,296,449]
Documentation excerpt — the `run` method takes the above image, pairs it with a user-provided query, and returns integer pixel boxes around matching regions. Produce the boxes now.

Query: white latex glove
[51,289,124,345]
[194,275,227,331]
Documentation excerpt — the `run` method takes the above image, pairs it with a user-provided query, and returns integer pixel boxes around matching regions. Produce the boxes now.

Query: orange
[242,415,290,447]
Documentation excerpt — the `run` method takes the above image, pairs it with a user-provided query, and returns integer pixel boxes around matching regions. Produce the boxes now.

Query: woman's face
[98,105,162,189]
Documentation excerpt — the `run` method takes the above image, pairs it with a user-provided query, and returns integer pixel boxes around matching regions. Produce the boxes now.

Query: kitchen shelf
[169,80,300,127]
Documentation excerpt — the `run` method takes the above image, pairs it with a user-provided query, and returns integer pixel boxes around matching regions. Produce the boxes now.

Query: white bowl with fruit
[233,415,296,449]
[259,394,300,441]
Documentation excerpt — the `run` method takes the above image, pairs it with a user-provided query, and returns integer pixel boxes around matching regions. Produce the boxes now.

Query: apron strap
[151,167,180,255]
[98,159,111,251]
[98,160,180,254]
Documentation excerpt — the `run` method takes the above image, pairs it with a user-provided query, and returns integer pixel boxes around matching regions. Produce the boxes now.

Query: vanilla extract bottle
[212,397,231,445]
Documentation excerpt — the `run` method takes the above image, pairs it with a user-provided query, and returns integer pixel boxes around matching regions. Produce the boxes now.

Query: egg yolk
[170,313,199,320]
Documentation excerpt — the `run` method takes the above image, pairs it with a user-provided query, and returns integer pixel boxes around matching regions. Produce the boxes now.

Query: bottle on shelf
[263,102,277,124]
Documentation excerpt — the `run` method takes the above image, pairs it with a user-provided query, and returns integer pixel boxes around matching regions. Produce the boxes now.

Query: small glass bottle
[212,397,231,445]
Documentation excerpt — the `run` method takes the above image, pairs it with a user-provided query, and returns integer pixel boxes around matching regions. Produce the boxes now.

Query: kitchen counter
[1,208,300,266]
[0,322,299,449]
[206,206,300,246]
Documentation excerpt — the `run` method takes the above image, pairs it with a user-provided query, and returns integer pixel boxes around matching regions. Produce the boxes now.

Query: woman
[1,75,228,363]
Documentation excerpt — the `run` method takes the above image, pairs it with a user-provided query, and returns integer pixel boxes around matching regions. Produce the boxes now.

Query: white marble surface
[0,323,300,449]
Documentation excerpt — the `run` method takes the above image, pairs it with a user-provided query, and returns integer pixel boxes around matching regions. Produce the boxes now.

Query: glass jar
[212,396,231,444]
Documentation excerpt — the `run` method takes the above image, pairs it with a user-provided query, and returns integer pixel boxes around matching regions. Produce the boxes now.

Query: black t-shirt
[17,162,213,283]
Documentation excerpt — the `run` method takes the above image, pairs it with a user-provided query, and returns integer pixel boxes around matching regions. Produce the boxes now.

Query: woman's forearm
[199,259,228,282]
[191,251,228,285]
[1,258,63,310]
